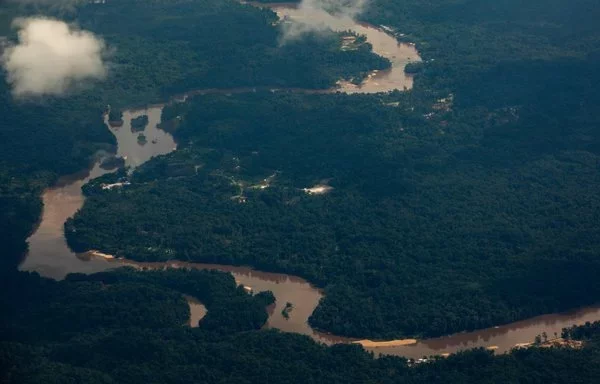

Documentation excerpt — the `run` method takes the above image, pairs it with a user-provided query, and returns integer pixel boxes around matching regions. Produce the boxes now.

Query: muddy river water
[18,3,600,360]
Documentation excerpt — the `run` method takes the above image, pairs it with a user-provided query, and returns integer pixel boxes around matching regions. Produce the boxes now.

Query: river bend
[18,3,600,360]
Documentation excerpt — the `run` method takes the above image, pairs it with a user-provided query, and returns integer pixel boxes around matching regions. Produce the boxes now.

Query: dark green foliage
[0,270,189,343]
[99,155,126,170]
[0,170,45,269]
[1,0,600,380]
[68,86,600,338]
[62,0,600,339]
[107,109,123,124]
[0,81,116,176]
[3,0,600,361]
[70,267,273,333]
[0,0,385,266]
[563,321,600,344]
[130,115,149,132]
[72,0,389,103]
[137,133,147,144]
[2,268,600,384]
[404,61,424,74]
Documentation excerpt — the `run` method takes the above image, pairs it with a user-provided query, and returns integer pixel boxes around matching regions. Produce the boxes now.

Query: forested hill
[2,267,600,384]
[0,0,388,267]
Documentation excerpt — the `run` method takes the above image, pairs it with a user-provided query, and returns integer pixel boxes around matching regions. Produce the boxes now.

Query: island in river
[21,95,600,359]
[5,264,600,383]
[2,0,595,368]
[64,86,600,342]
[4,0,600,382]
[16,0,593,356]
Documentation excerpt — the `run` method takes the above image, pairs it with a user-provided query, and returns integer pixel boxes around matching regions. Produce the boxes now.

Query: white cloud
[1,17,107,97]
[281,0,368,42]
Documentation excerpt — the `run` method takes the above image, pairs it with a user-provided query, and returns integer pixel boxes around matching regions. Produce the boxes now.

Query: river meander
[18,2,600,360]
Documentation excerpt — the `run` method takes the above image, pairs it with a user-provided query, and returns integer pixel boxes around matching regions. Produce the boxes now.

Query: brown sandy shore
[353,339,418,348]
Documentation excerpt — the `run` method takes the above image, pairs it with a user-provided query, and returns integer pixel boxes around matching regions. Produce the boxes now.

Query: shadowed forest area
[2,267,600,383]
[68,85,600,338]
[2,0,600,381]
[0,0,386,268]
[65,0,600,338]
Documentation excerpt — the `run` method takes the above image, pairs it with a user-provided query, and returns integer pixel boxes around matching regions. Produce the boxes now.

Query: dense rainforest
[68,84,600,338]
[0,0,386,268]
[2,266,600,384]
[66,0,600,338]
[2,0,600,381]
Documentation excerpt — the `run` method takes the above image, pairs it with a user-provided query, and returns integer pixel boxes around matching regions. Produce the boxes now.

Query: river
[20,106,176,279]
[258,1,421,93]
[18,2,600,360]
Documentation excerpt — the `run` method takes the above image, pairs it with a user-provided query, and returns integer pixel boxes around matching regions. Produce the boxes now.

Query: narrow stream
[18,2,600,360]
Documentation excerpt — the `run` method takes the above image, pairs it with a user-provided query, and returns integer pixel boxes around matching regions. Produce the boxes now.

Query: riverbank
[86,253,600,359]
[18,1,600,361]
[354,339,418,348]
[21,93,600,359]
[22,85,600,360]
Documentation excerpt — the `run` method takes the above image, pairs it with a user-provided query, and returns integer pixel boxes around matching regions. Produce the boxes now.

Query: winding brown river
[18,2,600,360]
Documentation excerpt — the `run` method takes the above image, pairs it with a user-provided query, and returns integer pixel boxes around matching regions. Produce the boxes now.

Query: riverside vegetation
[2,0,600,381]
[68,86,600,339]
[3,266,600,384]
[0,0,386,268]
[66,0,600,338]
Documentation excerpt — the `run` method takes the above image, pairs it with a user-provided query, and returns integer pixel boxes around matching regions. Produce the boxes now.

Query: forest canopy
[69,79,600,338]
[2,267,600,384]
[0,0,387,267]
[2,0,600,382]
